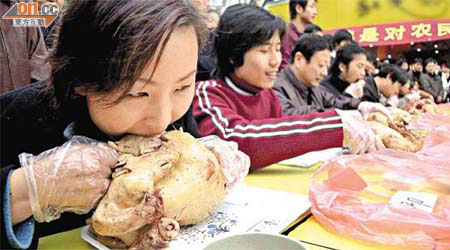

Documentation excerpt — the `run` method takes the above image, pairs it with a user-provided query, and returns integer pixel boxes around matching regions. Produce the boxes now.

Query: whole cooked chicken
[91,130,227,249]
[366,112,423,152]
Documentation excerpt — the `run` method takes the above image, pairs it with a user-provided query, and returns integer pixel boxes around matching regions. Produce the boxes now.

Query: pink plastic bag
[309,150,450,250]
[409,111,450,151]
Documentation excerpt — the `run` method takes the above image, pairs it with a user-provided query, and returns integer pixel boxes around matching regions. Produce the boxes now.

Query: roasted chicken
[91,130,227,249]
[367,112,423,152]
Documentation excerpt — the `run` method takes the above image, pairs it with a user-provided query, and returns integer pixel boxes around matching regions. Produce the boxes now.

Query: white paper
[81,186,311,250]
[389,191,438,214]
[278,147,343,167]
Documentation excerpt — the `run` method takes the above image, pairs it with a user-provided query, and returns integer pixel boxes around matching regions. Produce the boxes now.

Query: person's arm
[361,82,379,103]
[9,168,32,225]
[2,166,35,249]
[323,89,361,110]
[279,33,292,71]
[274,85,323,115]
[419,90,433,100]
[419,75,437,98]
[194,81,343,172]
[27,26,50,82]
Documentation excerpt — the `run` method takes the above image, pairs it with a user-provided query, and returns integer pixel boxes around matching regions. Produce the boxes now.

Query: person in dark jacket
[274,34,360,115]
[362,64,406,106]
[1,0,208,248]
[407,57,423,87]
[320,44,367,100]
[419,58,444,103]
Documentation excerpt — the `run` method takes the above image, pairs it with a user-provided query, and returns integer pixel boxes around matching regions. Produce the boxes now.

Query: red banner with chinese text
[324,19,450,47]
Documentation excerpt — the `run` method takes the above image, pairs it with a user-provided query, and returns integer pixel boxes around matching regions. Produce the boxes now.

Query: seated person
[419,58,445,103]
[362,64,406,106]
[321,44,367,100]
[398,77,412,109]
[274,34,360,115]
[1,1,211,248]
[193,4,383,172]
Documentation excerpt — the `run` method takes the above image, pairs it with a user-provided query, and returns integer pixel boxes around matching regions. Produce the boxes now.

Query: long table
[38,164,322,249]
[38,164,405,250]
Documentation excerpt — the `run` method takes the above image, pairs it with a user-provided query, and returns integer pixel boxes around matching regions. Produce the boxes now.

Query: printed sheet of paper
[170,186,311,249]
[82,186,311,250]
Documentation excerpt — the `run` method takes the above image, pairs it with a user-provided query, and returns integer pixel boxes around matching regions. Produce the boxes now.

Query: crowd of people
[0,0,448,249]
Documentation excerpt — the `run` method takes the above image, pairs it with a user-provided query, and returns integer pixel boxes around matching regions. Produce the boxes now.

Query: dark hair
[215,4,285,78]
[289,0,316,20]
[333,29,353,48]
[290,34,328,63]
[413,57,423,64]
[322,34,334,51]
[329,43,365,76]
[49,0,207,111]
[377,64,407,85]
[438,59,447,67]
[304,23,322,34]
[396,58,408,67]
[424,57,437,66]
[398,72,410,86]
[366,53,377,66]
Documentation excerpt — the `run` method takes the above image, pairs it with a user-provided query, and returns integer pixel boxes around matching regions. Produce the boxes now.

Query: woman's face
[234,31,282,89]
[400,81,411,95]
[339,53,367,84]
[84,26,198,137]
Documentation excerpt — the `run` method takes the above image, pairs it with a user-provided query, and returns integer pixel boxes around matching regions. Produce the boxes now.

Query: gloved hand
[344,79,365,99]
[405,93,421,105]
[387,95,399,108]
[336,110,385,154]
[198,135,250,192]
[358,101,392,120]
[19,136,118,223]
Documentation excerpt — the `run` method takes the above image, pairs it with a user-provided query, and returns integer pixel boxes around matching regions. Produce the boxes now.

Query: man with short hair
[321,44,367,100]
[332,29,353,52]
[274,34,360,115]
[420,58,444,102]
[304,23,322,36]
[362,64,406,106]
[280,0,318,70]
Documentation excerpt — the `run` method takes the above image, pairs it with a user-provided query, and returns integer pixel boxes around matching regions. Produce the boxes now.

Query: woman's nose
[146,96,172,134]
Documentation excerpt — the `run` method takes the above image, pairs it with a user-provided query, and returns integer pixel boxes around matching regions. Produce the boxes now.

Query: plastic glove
[358,101,392,120]
[336,109,385,154]
[198,135,250,192]
[19,136,118,223]
[387,95,399,108]
[405,93,421,105]
[344,79,365,99]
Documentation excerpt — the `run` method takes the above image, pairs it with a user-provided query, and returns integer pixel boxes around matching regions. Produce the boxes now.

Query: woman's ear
[74,86,88,96]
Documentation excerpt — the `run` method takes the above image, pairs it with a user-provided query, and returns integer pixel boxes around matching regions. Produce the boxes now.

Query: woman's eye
[127,92,149,97]
[176,84,192,92]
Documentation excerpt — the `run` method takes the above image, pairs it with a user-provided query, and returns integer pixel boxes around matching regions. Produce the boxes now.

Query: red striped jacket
[193,77,344,172]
